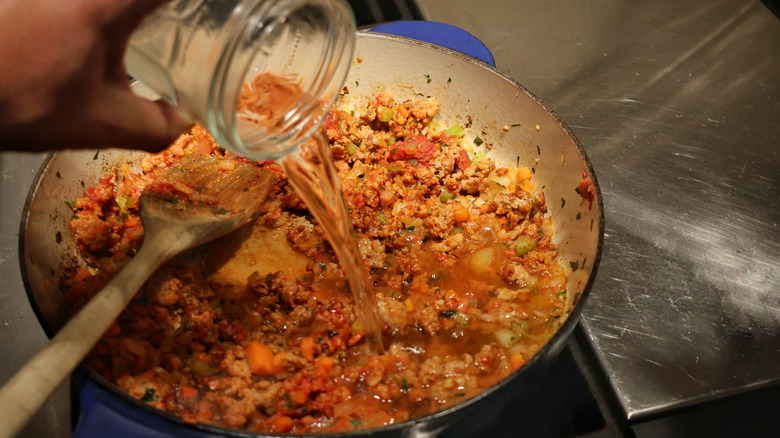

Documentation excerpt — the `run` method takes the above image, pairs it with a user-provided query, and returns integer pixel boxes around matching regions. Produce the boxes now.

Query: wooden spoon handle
[0,242,170,438]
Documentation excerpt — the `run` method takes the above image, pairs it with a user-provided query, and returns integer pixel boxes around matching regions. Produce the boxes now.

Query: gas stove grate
[345,0,424,27]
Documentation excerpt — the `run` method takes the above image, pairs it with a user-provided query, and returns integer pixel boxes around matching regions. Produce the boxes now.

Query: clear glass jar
[126,0,355,160]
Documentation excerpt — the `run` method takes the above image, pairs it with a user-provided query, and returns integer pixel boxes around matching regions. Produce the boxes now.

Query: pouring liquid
[279,134,384,353]
[237,74,384,353]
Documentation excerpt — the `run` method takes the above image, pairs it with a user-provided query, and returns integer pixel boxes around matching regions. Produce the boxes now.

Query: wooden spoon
[0,154,275,438]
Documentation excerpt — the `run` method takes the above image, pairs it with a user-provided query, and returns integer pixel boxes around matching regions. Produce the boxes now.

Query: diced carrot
[195,406,212,423]
[404,298,415,312]
[314,356,335,374]
[517,167,533,181]
[246,342,277,376]
[453,205,470,222]
[300,337,315,361]
[272,353,285,373]
[290,390,308,405]
[510,350,526,370]
[272,415,294,433]
[180,386,199,399]
[519,179,535,193]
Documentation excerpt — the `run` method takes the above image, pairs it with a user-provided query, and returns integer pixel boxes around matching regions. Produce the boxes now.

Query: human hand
[0,0,190,152]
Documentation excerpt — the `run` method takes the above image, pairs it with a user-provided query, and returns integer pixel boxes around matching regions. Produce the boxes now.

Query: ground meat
[64,92,568,434]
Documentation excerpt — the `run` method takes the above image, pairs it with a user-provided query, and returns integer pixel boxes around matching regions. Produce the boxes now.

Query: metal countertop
[1,0,778,437]
[417,0,780,424]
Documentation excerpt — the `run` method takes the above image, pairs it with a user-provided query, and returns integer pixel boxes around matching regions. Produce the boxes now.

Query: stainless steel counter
[417,0,780,428]
[1,0,778,437]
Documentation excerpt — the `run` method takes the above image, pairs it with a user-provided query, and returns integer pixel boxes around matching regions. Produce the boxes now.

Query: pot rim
[19,30,604,437]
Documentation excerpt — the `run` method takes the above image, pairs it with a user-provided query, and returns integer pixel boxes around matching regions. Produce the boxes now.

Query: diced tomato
[387,141,407,161]
[456,149,471,170]
[407,136,437,162]
[387,137,438,163]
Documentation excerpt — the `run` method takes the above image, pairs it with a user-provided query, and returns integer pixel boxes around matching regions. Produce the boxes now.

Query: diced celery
[378,107,394,122]
[439,189,456,202]
[445,125,465,137]
[515,235,538,256]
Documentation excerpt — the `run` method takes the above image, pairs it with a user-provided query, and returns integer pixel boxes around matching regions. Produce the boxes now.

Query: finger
[83,0,174,30]
[88,88,193,151]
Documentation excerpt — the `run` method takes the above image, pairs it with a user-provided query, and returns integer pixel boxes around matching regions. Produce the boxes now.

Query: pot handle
[369,21,496,67]
[72,370,215,438]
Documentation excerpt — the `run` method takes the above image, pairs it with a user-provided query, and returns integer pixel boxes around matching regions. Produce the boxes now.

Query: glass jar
[126,0,355,160]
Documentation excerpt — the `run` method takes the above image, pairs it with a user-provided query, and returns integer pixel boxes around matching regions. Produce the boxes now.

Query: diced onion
[453,311,470,325]
[487,172,511,187]
[392,201,410,217]
[493,328,519,348]
[402,217,424,229]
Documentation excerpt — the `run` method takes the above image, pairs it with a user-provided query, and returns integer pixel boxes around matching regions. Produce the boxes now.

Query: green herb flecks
[141,388,158,402]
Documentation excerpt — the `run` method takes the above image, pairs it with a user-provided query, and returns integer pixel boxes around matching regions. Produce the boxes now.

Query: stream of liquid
[235,74,384,353]
[278,133,385,353]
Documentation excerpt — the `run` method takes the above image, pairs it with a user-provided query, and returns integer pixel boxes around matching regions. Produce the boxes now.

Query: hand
[0,0,190,152]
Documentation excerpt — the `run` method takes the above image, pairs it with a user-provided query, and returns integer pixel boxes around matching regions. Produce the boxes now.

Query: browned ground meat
[63,93,567,434]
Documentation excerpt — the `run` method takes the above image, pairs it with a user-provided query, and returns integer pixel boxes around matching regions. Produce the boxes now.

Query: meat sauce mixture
[64,91,567,433]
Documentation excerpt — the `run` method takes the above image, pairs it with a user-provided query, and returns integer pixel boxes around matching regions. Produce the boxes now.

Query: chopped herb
[561,198,566,208]
[447,77,452,83]
[454,226,464,234]
[327,330,338,337]
[516,156,520,167]
[406,225,415,231]
[377,212,387,222]
[439,309,457,318]
[242,187,249,191]
[355,81,359,86]
[390,290,397,297]
[536,144,541,155]
[557,290,567,297]
[425,74,432,83]
[122,213,129,219]
[350,110,355,116]
[576,212,581,220]
[317,337,324,343]
[164,197,179,204]
[570,260,579,270]
[350,418,361,429]
[401,377,409,391]
[65,200,76,209]
[473,136,484,146]
[141,388,157,402]
[214,207,229,215]
[511,123,522,127]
